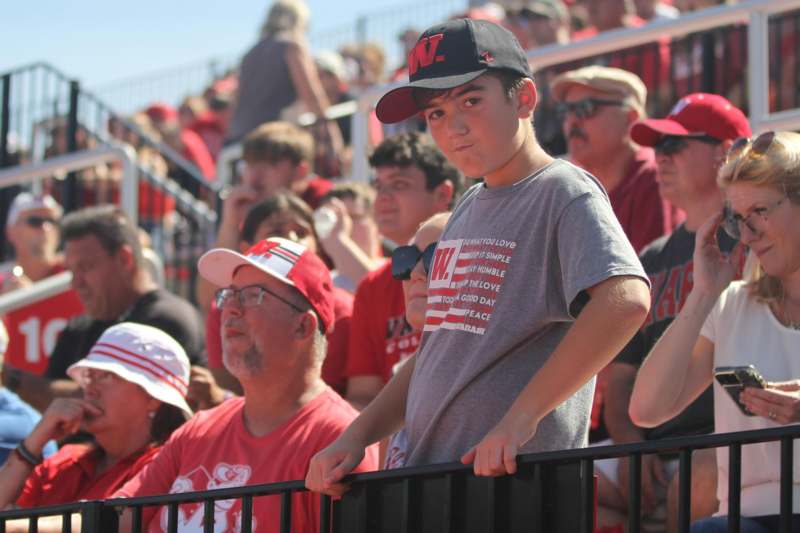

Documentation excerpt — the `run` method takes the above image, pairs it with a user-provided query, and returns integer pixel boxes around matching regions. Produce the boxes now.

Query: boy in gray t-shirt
[306,19,650,491]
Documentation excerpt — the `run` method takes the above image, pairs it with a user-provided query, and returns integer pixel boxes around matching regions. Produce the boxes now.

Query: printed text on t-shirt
[425,238,516,335]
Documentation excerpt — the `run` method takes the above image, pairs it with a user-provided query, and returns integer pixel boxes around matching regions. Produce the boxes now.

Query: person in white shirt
[630,131,800,532]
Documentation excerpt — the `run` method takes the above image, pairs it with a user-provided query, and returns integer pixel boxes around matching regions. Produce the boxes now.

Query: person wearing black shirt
[7,206,204,413]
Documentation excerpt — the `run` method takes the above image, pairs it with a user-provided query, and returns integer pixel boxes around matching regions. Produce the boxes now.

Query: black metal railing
[0,62,221,303]
[2,425,797,533]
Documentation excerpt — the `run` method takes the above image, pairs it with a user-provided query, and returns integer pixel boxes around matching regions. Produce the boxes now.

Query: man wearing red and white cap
[600,93,751,529]
[116,237,377,533]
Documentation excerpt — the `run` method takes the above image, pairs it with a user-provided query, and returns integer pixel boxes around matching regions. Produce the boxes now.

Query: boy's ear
[516,79,538,119]
[293,160,311,182]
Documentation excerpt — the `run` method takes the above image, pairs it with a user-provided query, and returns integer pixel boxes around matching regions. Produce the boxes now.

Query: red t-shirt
[180,128,216,180]
[608,147,683,252]
[115,390,377,533]
[16,444,159,508]
[205,288,353,395]
[346,262,421,383]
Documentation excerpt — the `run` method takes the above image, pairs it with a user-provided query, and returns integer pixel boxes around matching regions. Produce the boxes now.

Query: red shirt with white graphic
[345,261,421,383]
[115,389,377,533]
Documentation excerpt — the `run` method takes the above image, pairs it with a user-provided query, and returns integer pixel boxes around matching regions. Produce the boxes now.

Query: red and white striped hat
[67,322,192,417]
[197,237,335,333]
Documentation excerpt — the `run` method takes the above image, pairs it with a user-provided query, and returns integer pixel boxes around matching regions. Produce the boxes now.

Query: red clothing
[180,128,216,180]
[608,147,683,252]
[346,261,421,383]
[205,287,353,395]
[188,112,227,160]
[17,444,159,508]
[115,390,377,533]
[300,177,333,210]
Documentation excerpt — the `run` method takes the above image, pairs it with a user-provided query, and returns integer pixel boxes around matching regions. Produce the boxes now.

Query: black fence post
[80,501,117,533]
[0,74,10,169]
[64,79,80,212]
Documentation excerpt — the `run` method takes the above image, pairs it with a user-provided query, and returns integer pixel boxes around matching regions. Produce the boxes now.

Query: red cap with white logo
[197,238,335,333]
[631,93,752,147]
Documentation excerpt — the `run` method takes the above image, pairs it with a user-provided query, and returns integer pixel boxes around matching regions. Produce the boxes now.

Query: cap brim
[375,69,487,124]
[630,118,692,147]
[67,360,193,418]
[197,248,294,289]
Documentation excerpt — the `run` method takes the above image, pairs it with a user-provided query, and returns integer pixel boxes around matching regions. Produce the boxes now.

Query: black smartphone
[716,224,739,255]
[713,365,767,416]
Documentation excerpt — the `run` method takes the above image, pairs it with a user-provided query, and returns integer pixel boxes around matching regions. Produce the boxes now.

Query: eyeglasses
[654,135,720,156]
[555,98,624,121]
[722,196,787,240]
[215,284,304,312]
[391,242,437,280]
[24,215,57,228]
[726,131,776,181]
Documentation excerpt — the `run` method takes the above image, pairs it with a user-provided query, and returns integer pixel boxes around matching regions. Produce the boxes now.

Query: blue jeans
[692,515,800,533]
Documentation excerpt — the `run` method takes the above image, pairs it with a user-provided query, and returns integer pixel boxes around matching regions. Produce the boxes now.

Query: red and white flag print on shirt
[425,238,516,335]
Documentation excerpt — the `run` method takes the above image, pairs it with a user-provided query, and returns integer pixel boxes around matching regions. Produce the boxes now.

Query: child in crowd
[306,18,650,492]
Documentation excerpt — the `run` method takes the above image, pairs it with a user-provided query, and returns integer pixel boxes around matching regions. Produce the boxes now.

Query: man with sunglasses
[115,237,377,532]
[551,66,682,252]
[1,193,64,294]
[599,93,751,529]
[344,133,460,409]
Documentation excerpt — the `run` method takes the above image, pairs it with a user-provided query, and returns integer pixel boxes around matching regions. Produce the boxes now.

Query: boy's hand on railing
[740,385,800,425]
[305,437,365,497]
[460,415,538,477]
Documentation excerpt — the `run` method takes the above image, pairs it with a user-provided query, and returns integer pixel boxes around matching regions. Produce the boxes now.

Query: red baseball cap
[144,102,178,124]
[198,238,335,333]
[630,93,751,147]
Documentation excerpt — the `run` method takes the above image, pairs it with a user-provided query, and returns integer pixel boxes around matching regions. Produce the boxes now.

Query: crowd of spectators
[0,1,799,533]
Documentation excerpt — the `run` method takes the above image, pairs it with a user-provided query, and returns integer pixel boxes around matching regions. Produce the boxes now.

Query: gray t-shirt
[403,159,647,467]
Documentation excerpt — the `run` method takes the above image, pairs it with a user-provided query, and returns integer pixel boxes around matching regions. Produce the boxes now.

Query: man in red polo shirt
[551,66,682,253]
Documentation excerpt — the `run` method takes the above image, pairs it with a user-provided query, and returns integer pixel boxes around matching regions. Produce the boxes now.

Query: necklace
[779,291,800,330]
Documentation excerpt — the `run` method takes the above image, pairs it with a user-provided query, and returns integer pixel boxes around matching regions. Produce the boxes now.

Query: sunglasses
[555,98,624,121]
[722,195,786,240]
[726,131,776,181]
[391,242,437,280]
[654,134,720,156]
[24,215,57,228]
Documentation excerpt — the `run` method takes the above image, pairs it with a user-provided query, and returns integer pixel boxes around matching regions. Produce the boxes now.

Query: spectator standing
[307,19,649,490]
[599,93,751,530]
[0,193,64,294]
[344,133,460,409]
[551,66,682,252]
[115,238,377,532]
[226,0,343,161]
[6,206,204,413]
[144,103,216,180]
[0,323,191,518]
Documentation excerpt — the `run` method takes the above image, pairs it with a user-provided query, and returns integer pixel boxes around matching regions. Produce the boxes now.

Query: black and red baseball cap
[375,18,533,124]
[630,93,751,146]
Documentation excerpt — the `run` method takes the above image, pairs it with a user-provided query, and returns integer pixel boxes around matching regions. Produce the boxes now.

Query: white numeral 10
[18,317,68,363]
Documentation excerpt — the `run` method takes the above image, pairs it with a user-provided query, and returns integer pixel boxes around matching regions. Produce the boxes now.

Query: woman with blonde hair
[630,131,800,531]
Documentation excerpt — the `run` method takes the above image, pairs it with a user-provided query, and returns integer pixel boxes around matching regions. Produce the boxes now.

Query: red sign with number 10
[3,288,84,375]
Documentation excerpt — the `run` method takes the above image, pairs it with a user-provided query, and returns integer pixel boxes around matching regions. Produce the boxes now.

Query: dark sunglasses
[24,215,57,228]
[654,134,720,156]
[555,98,624,121]
[391,242,437,280]
[726,131,776,181]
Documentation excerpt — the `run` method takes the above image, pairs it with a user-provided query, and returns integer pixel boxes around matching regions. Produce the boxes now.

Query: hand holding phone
[714,365,767,416]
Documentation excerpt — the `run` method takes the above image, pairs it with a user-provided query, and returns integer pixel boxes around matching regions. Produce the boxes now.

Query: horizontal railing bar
[0,270,71,315]
[104,480,307,507]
